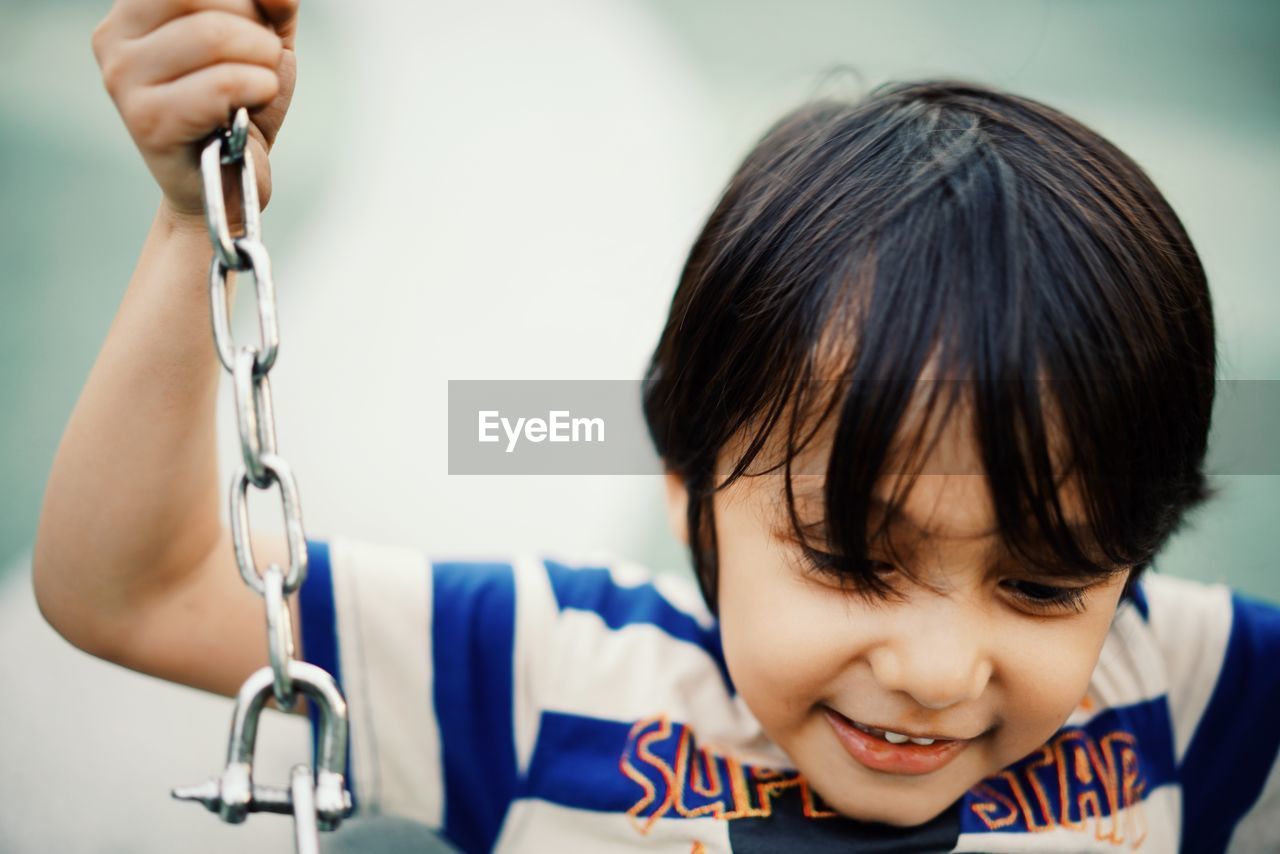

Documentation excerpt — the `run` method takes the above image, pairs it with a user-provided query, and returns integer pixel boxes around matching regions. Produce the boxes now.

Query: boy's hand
[92,0,300,232]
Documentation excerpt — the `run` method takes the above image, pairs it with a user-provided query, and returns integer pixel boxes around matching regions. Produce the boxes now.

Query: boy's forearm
[33,204,230,655]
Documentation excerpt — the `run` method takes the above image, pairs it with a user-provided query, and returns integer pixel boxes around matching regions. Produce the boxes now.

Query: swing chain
[172,106,353,851]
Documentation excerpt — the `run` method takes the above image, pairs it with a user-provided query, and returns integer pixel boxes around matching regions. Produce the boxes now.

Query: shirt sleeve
[1145,574,1280,852]
[298,536,526,853]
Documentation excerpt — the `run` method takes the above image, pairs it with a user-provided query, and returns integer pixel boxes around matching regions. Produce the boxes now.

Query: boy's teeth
[848,717,940,746]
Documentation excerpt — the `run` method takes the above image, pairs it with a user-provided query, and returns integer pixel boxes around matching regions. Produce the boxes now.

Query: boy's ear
[663,469,690,546]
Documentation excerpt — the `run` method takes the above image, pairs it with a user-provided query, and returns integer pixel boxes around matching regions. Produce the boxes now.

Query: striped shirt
[298,537,1280,852]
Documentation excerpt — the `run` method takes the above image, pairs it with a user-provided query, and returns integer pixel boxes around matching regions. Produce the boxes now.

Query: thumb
[249,48,297,149]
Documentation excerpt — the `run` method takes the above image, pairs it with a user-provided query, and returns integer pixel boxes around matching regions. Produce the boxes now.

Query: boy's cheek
[718,570,862,721]
[989,622,1114,763]
[1003,590,1122,714]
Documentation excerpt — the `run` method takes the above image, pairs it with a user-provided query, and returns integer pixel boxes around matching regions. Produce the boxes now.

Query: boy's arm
[31,0,305,710]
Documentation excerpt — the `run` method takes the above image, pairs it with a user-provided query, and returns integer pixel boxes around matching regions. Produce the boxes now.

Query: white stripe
[541,550,715,629]
[648,568,715,629]
[954,783,1181,852]
[513,555,558,774]
[1140,573,1233,760]
[531,554,785,763]
[331,537,443,828]
[1065,597,1169,728]
[494,797,731,853]
[539,605,788,767]
[1227,747,1280,853]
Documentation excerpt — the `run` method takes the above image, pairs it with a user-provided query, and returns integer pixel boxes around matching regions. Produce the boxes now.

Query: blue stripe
[432,560,519,853]
[1124,578,1149,620]
[1179,592,1280,853]
[524,711,811,819]
[298,539,356,810]
[543,559,734,693]
[524,712,637,812]
[960,695,1176,835]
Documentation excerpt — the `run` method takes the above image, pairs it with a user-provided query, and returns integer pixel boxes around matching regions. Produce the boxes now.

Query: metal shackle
[172,661,353,830]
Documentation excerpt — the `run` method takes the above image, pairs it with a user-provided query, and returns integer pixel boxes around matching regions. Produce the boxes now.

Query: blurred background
[2,0,1277,850]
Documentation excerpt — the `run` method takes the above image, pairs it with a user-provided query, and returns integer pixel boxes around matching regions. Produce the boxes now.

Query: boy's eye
[798,547,1093,616]
[1002,579,1089,614]
[799,547,895,578]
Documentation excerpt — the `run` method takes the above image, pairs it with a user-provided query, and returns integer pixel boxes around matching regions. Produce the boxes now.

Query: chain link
[210,237,280,375]
[264,563,297,710]
[289,766,321,854]
[230,454,308,595]
[172,107,353,851]
[232,345,278,488]
[200,107,259,270]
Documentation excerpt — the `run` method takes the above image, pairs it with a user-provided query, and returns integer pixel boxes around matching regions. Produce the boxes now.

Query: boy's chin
[816,782,960,828]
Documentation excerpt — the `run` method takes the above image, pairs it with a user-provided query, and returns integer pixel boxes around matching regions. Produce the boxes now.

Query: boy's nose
[866,612,994,710]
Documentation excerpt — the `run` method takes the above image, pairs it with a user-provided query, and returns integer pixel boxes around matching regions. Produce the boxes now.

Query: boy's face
[668,412,1130,827]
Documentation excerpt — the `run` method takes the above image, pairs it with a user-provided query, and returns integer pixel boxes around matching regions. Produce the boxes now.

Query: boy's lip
[836,714,970,743]
[824,707,976,776]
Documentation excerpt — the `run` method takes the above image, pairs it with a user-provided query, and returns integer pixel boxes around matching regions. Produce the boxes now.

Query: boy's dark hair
[642,79,1216,612]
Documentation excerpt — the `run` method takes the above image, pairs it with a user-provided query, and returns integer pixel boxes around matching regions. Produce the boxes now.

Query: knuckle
[211,68,241,100]
[233,66,277,103]
[249,70,280,105]
[190,11,279,69]
[261,0,299,16]
[90,18,111,64]
[99,53,126,94]
[124,99,163,147]
[262,68,282,96]
[267,33,284,64]
[196,14,234,57]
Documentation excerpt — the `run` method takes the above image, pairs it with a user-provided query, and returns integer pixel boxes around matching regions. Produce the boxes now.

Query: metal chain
[172,107,353,851]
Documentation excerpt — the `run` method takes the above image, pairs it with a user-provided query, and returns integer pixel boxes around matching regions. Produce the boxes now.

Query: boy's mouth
[824,708,975,775]
[845,718,950,746]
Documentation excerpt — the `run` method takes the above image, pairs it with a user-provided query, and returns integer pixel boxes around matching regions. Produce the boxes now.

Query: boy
[34,0,1280,850]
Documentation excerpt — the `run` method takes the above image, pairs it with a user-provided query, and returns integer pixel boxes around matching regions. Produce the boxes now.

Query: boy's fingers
[109,0,267,41]
[255,0,301,39]
[126,63,280,148]
[112,11,283,89]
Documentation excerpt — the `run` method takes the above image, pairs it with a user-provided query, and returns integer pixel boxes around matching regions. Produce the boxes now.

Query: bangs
[642,80,1215,612]
[752,373,1133,604]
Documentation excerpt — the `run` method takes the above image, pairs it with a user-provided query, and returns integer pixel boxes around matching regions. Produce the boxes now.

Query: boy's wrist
[157,195,263,257]
[157,198,212,243]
